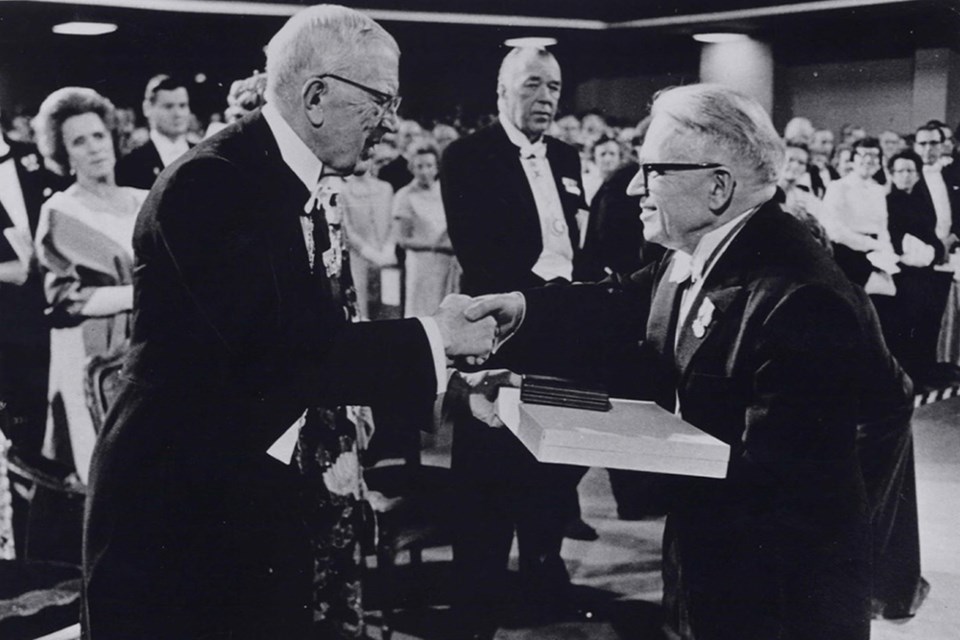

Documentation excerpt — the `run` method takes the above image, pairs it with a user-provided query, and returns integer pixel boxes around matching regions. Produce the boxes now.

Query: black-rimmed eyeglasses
[317,73,402,114]
[640,162,723,184]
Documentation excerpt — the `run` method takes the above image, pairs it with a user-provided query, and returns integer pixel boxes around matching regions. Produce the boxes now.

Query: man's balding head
[496,47,561,142]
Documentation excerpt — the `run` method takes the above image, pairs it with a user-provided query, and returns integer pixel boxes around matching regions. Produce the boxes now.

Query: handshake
[430,293,526,365]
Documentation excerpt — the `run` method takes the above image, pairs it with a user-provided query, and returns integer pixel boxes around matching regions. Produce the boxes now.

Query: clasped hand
[432,292,527,366]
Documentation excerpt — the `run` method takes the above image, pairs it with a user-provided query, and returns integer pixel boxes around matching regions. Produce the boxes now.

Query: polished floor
[374,397,960,640]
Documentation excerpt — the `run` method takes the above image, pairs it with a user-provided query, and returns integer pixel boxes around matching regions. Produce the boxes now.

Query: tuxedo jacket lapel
[644,253,681,360]
[546,139,584,254]
[674,283,745,373]
[492,125,541,244]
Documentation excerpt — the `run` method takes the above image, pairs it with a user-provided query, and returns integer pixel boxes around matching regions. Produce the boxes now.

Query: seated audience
[776,140,821,217]
[885,149,954,382]
[582,135,623,206]
[822,137,898,292]
[32,87,146,484]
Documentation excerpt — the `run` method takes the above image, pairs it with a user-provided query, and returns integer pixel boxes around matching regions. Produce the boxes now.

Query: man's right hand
[432,294,497,364]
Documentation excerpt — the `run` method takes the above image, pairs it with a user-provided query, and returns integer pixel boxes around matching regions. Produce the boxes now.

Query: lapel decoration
[691,296,715,339]
[561,176,581,196]
[19,153,39,173]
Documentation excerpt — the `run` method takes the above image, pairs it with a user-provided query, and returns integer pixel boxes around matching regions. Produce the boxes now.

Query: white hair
[651,83,785,187]
[264,4,398,107]
[497,47,557,89]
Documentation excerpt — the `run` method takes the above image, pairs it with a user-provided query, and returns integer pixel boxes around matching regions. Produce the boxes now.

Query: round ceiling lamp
[692,33,749,44]
[504,37,558,48]
[52,22,118,36]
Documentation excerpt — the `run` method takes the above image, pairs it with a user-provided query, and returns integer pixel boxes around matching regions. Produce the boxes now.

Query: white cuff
[417,317,449,394]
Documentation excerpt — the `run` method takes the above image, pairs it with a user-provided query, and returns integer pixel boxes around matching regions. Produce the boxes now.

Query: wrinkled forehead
[506,53,561,87]
[639,117,707,162]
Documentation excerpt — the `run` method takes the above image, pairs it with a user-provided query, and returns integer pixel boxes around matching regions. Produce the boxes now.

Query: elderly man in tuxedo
[82,6,495,639]
[440,46,591,636]
[116,74,193,188]
[469,84,875,639]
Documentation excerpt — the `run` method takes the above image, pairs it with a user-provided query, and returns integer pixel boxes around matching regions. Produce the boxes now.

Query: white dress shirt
[149,129,190,168]
[261,104,447,462]
[670,207,757,339]
[498,112,574,282]
[923,164,953,241]
[0,138,30,233]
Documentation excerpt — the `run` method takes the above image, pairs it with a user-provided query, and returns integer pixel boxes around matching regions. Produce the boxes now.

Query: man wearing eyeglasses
[440,45,592,637]
[466,83,877,639]
[81,6,496,640]
[913,123,960,257]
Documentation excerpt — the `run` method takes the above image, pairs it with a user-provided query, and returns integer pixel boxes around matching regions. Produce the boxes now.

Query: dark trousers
[451,417,582,625]
[0,339,49,558]
[876,269,953,381]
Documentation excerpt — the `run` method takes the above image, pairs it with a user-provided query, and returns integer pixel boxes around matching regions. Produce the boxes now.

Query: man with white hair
[468,83,875,639]
[81,6,495,639]
[441,45,589,636]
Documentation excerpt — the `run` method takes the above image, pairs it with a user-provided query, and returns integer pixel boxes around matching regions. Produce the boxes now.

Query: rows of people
[0,6,949,638]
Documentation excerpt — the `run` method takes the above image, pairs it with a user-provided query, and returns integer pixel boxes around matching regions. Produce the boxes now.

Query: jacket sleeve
[140,154,436,409]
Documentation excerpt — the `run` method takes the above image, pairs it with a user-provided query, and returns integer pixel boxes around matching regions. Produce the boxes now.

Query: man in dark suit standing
[82,6,496,639]
[0,114,59,554]
[469,84,874,640]
[115,74,193,189]
[913,123,960,256]
[440,46,590,636]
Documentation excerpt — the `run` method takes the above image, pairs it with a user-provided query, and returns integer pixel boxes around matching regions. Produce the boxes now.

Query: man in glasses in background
[467,83,880,639]
[82,6,496,639]
[913,123,960,257]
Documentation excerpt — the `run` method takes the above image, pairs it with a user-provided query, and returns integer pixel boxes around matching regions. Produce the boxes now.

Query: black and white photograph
[1,1,959,639]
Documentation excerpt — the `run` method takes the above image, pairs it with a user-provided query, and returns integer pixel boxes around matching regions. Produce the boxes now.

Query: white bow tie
[520,141,547,161]
[668,252,704,285]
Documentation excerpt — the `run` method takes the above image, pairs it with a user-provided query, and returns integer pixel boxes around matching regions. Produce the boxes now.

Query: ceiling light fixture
[52,21,118,35]
[504,37,558,48]
[692,32,749,43]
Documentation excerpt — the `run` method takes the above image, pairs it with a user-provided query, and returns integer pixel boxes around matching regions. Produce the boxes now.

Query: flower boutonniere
[691,297,716,339]
[20,153,40,173]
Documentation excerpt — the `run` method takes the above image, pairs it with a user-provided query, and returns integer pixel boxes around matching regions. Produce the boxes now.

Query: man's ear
[303,77,326,128]
[708,168,736,216]
[141,99,152,120]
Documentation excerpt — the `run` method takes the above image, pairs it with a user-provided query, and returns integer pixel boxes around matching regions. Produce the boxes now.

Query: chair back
[83,346,128,435]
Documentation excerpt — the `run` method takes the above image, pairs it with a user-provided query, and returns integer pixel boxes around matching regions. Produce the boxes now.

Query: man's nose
[625,169,647,197]
[380,107,399,134]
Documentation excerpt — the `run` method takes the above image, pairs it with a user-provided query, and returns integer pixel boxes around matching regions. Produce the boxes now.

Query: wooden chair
[0,420,82,640]
[83,347,128,435]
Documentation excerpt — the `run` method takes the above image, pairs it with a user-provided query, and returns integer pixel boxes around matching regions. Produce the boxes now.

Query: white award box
[496,388,730,478]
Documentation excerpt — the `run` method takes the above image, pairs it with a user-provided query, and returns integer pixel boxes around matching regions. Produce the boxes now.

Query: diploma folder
[496,388,730,479]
